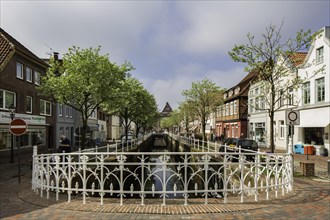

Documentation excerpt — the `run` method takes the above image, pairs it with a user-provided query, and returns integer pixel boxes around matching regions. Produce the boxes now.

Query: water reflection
[98,135,223,199]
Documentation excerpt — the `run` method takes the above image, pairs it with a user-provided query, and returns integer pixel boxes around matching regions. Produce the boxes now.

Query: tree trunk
[269,111,275,153]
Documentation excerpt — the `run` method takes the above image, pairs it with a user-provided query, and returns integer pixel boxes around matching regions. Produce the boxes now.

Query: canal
[97,133,223,199]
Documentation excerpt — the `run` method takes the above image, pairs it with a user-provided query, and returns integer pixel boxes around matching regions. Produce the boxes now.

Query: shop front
[0,111,47,150]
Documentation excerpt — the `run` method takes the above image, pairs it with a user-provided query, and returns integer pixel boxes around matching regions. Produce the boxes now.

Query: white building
[248,53,307,149]
[296,26,330,154]
[248,26,330,154]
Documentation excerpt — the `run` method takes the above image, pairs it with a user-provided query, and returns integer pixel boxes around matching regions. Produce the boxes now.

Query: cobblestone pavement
[0,152,329,219]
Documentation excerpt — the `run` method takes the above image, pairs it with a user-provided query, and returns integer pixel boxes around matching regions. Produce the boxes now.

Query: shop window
[304,127,324,145]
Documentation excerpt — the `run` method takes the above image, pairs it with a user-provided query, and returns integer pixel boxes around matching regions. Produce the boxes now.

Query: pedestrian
[59,135,71,153]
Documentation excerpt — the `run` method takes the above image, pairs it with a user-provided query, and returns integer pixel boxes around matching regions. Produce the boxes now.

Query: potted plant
[319,146,328,157]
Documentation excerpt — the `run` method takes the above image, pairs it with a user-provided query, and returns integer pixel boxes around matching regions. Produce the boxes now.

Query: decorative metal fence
[31,135,293,206]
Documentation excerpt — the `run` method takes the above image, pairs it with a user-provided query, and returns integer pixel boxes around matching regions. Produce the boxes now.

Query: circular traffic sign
[288,111,298,122]
[9,119,28,136]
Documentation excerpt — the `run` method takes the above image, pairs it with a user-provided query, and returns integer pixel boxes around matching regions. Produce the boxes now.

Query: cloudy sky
[1,0,329,110]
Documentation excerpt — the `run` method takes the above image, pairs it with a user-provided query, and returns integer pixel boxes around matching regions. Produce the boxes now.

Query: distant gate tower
[157,102,173,131]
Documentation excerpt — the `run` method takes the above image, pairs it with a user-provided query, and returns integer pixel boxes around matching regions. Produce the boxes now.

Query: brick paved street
[1,152,329,219]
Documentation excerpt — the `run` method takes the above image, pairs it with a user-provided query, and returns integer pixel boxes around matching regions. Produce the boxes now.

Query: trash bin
[294,144,304,154]
[304,145,315,155]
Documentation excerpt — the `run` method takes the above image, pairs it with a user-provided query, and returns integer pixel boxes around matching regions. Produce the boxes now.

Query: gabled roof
[0,32,15,71]
[224,70,258,102]
[301,26,330,67]
[289,52,307,67]
[161,102,173,113]
[0,28,48,69]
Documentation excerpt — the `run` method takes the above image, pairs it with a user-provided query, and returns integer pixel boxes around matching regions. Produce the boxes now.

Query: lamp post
[9,104,16,163]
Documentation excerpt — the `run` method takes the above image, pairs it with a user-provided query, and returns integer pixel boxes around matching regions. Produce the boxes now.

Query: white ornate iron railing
[31,134,293,206]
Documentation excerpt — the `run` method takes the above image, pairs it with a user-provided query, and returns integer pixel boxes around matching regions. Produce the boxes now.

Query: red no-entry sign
[9,119,28,136]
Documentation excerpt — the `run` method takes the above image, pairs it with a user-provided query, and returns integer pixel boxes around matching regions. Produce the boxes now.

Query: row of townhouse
[0,28,122,159]
[213,26,329,154]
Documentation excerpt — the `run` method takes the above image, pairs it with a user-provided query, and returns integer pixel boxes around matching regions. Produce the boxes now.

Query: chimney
[53,52,59,61]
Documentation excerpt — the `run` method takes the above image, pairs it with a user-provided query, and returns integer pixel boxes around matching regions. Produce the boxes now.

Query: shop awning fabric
[296,108,330,128]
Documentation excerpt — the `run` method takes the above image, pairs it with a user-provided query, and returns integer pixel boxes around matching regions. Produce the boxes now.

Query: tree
[182,78,224,141]
[39,46,132,149]
[229,23,313,153]
[178,100,196,134]
[131,87,159,138]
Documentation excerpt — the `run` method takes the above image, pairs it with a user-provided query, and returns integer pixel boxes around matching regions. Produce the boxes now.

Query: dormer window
[234,86,240,94]
[223,93,227,99]
[228,90,233,97]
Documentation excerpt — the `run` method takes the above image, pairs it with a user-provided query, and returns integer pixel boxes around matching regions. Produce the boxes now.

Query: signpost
[10,119,28,135]
[9,119,27,183]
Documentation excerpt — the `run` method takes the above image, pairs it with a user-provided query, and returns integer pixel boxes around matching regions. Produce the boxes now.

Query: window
[65,105,69,117]
[40,100,51,116]
[316,46,324,63]
[26,96,32,113]
[26,67,32,82]
[35,71,40,85]
[225,103,229,116]
[249,98,254,113]
[233,100,237,114]
[59,104,63,116]
[255,97,260,111]
[69,107,73,118]
[0,89,16,109]
[255,88,259,95]
[316,77,325,102]
[260,97,265,110]
[230,102,233,115]
[303,82,310,104]
[279,90,284,107]
[16,62,23,79]
[288,88,294,105]
[279,120,285,139]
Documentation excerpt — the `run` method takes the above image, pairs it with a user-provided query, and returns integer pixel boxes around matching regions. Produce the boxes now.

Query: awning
[189,126,198,131]
[87,125,99,131]
[296,108,330,127]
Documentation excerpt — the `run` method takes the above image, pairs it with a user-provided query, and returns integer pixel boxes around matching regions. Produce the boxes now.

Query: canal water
[96,134,223,199]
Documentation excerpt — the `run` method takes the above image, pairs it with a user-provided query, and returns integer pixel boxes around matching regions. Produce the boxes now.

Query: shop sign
[0,112,46,124]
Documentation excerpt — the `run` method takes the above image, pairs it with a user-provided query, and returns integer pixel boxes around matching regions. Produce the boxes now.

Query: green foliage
[103,76,158,139]
[228,22,313,152]
[39,46,132,149]
[182,78,224,140]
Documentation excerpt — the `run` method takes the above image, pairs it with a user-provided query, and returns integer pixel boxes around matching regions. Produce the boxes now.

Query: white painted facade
[296,26,330,154]
[248,26,330,154]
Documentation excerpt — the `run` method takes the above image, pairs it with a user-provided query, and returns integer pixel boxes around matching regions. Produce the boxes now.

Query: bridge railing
[32,144,293,206]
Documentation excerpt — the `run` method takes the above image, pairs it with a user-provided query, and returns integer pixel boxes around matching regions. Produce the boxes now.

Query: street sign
[286,110,300,125]
[9,119,28,136]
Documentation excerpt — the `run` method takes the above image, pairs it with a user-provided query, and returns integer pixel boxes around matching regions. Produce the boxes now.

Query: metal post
[18,136,21,183]
[9,107,15,163]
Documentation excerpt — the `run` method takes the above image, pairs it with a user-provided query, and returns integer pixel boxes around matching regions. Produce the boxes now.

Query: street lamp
[9,104,15,163]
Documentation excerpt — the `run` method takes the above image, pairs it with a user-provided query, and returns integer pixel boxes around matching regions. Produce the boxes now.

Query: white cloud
[1,0,328,111]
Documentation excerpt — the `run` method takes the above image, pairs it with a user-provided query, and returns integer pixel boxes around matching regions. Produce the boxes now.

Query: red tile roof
[0,28,48,70]
[290,52,307,67]
[0,32,15,71]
